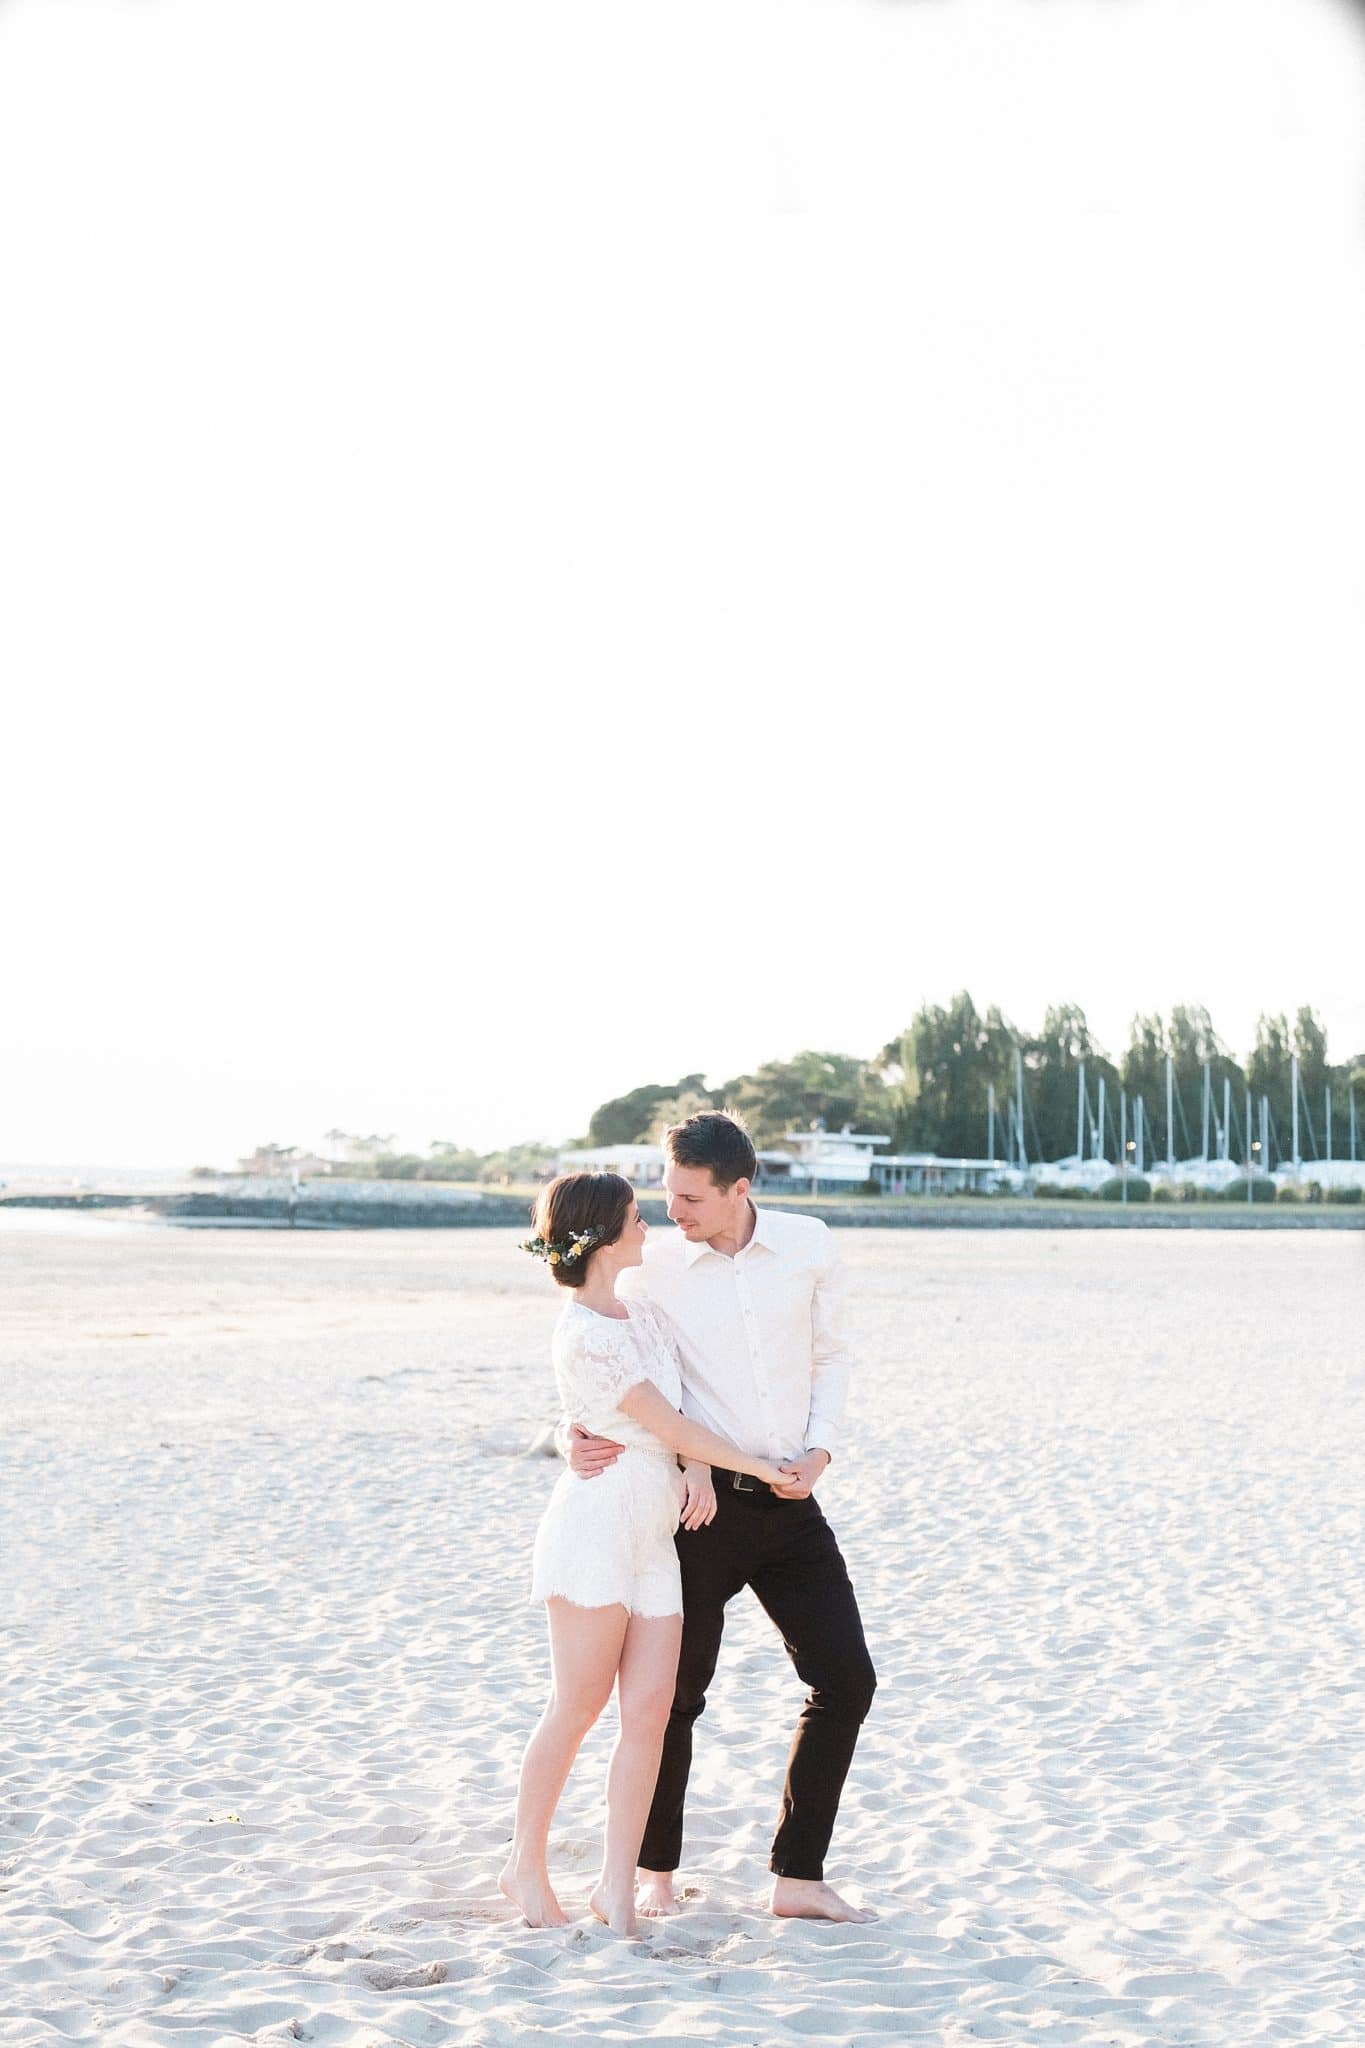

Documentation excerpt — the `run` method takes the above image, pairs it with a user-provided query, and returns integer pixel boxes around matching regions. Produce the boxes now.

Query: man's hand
[769,1449,830,1500]
[566,1421,625,1479]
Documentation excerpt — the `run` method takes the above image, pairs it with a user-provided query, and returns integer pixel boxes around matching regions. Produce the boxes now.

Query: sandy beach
[2,1215,1362,2046]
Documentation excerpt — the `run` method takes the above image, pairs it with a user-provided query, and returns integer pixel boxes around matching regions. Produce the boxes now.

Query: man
[565,1110,877,1923]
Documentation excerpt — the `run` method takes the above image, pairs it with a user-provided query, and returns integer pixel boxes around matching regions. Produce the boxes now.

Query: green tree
[477,1140,558,1186]
[366,1151,426,1180]
[1343,1051,1365,1160]
[1294,1007,1331,1157]
[1166,1005,1242,1160]
[587,1074,714,1146]
[1296,1006,1357,1161]
[1248,1013,1293,1165]
[1245,1009,1344,1164]
[879,993,1015,1158]
[719,1050,882,1147]
[1023,1004,1117,1162]
[424,1140,484,1182]
[1121,1013,1168,1160]
[646,1086,718,1142]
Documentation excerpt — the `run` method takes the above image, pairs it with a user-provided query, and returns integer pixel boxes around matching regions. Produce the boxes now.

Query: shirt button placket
[737,1265,776,1455]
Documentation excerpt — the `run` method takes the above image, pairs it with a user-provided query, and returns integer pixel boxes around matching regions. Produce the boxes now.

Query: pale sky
[3,0,1362,1167]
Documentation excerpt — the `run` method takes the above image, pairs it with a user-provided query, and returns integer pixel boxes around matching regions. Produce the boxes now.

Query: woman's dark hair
[663,1110,756,1189]
[530,1172,634,1289]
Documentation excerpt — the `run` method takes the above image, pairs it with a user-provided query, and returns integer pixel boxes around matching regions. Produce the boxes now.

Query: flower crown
[520,1224,607,1267]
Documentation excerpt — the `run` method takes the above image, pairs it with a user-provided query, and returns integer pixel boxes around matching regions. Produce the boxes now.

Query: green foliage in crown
[520,1225,606,1267]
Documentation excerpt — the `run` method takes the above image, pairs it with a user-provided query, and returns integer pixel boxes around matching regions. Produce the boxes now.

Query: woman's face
[614,1196,648,1268]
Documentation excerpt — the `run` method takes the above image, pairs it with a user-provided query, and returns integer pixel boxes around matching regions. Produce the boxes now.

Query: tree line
[586,997,1365,1169]
[229,998,1362,1185]
[232,1133,553,1185]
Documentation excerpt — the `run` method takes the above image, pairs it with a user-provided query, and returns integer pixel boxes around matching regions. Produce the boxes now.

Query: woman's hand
[768,1449,829,1499]
[762,1460,805,1490]
[678,1461,717,1531]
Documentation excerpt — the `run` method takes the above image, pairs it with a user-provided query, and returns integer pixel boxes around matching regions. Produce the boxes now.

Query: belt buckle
[731,1470,755,1493]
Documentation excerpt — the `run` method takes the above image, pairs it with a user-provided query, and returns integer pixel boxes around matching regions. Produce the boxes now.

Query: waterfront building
[556,1143,668,1186]
[869,1154,1011,1196]
[558,1124,893,1193]
[766,1126,890,1187]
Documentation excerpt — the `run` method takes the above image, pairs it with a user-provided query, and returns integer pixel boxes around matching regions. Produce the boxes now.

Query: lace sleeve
[636,1300,684,1370]
[562,1319,649,1419]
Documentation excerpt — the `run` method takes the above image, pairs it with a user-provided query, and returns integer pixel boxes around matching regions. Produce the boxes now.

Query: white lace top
[551,1297,685,1458]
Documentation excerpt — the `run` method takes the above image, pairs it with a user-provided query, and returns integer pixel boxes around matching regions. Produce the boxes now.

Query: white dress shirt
[616,1205,854,1465]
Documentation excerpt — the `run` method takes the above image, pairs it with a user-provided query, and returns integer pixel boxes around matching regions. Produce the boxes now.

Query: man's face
[664,1162,749,1241]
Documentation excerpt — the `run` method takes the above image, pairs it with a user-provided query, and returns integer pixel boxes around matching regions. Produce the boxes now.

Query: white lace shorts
[530,1451,684,1619]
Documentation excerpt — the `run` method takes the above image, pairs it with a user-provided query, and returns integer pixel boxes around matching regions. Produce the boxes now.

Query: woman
[499,1171,795,1936]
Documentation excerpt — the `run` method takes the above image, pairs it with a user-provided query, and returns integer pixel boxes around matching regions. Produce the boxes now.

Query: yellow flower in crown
[548,1249,560,1264]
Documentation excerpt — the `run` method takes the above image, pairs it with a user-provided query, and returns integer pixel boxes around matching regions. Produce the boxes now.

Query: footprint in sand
[361,1961,448,1989]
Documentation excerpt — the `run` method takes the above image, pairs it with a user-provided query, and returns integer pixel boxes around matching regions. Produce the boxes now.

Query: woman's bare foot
[588,1880,638,1936]
[770,1876,876,1923]
[636,1869,682,1918]
[499,1858,567,1928]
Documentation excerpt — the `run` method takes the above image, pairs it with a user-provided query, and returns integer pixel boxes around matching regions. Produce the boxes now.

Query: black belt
[713,1465,771,1497]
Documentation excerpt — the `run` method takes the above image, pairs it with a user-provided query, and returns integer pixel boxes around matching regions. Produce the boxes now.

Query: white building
[556,1143,667,1186]
[869,1154,1013,1196]
[762,1126,890,1188]
[559,1125,897,1194]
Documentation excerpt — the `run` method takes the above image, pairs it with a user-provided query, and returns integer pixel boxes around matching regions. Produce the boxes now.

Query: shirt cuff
[804,1429,836,1461]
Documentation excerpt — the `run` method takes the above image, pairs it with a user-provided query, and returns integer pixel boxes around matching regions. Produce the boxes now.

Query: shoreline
[2,1188,1361,1230]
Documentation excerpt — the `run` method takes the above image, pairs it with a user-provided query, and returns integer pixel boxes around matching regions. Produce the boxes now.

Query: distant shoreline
[1,1188,1360,1231]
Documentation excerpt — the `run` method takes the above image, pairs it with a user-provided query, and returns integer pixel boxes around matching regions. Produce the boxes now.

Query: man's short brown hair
[663,1110,756,1189]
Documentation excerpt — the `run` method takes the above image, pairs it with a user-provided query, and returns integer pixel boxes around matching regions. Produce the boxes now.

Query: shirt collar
[747,1204,777,1251]
[682,1202,772,1266]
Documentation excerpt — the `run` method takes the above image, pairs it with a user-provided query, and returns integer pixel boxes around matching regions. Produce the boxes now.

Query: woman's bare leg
[589,1613,683,1935]
[500,1599,627,1926]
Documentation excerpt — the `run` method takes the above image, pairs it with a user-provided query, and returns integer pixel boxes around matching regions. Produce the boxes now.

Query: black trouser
[638,1477,876,1882]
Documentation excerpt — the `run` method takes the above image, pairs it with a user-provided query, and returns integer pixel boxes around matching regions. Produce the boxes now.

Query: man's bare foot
[770,1876,876,1923]
[636,1869,683,1918]
[588,1881,637,1936]
[498,1858,567,1928]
